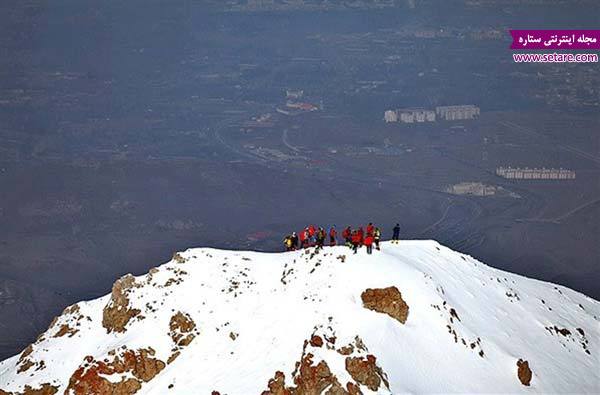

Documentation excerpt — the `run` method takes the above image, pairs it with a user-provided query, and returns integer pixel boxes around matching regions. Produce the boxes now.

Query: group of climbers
[343,223,381,255]
[284,222,397,255]
[284,225,335,251]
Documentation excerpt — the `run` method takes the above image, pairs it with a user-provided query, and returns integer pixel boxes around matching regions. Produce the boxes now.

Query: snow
[1,240,599,394]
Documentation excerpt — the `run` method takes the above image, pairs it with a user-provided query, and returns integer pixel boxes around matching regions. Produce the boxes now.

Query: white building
[397,109,435,123]
[286,89,304,99]
[496,167,576,180]
[436,105,480,121]
[384,110,398,123]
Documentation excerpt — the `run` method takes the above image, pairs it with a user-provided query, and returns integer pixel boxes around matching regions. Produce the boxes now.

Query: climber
[329,226,337,246]
[290,232,298,250]
[308,225,316,246]
[283,235,293,251]
[342,226,352,247]
[316,227,326,248]
[300,228,309,248]
[357,227,364,246]
[392,223,400,244]
[364,233,374,254]
[366,222,374,237]
[374,227,381,250]
[351,230,362,254]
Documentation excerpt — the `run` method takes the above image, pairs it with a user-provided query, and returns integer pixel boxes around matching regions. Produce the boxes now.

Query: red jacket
[308,225,316,237]
[351,232,361,244]
[342,228,350,239]
[299,231,306,241]
[364,235,374,246]
[366,224,374,236]
[329,228,337,238]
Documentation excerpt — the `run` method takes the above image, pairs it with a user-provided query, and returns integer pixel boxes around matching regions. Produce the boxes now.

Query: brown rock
[324,382,348,395]
[166,351,180,365]
[263,354,346,395]
[517,359,532,386]
[62,304,81,315]
[21,384,59,395]
[345,355,389,392]
[0,384,58,395]
[16,345,38,374]
[337,345,354,356]
[53,324,78,338]
[262,371,291,395]
[16,359,35,374]
[34,360,46,372]
[102,275,141,333]
[310,335,324,348]
[169,312,196,347]
[66,347,165,395]
[346,382,363,395]
[353,336,368,352]
[293,353,344,394]
[172,252,186,263]
[18,345,33,362]
[361,286,409,324]
[0,384,59,395]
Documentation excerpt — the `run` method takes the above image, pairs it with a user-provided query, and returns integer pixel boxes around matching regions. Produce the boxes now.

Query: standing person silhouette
[392,223,400,244]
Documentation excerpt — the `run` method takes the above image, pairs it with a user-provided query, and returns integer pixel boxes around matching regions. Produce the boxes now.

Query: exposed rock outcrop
[262,354,347,395]
[102,275,142,333]
[293,353,345,394]
[309,335,324,348]
[166,312,197,364]
[337,345,354,356]
[36,304,88,342]
[0,383,59,395]
[18,345,33,362]
[517,359,532,386]
[53,324,78,338]
[15,359,34,374]
[169,312,196,347]
[262,371,290,395]
[65,347,165,395]
[345,382,362,395]
[361,287,409,324]
[172,252,187,264]
[15,345,45,374]
[345,355,389,391]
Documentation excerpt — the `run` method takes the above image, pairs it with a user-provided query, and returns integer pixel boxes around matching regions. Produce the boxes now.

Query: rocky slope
[0,240,598,394]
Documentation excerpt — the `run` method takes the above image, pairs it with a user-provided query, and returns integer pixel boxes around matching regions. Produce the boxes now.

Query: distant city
[0,0,597,362]
[384,105,480,123]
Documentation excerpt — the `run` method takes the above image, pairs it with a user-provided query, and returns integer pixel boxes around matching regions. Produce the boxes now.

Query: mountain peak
[1,241,598,394]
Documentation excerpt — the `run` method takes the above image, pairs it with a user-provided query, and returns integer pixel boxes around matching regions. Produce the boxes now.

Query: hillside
[0,240,598,394]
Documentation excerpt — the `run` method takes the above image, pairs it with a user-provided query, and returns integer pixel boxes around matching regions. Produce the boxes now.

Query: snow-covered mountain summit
[1,240,598,394]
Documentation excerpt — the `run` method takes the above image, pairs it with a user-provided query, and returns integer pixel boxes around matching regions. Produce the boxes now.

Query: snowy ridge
[0,240,599,394]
